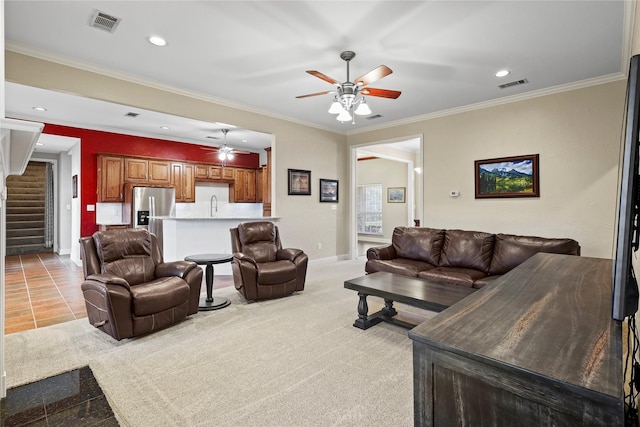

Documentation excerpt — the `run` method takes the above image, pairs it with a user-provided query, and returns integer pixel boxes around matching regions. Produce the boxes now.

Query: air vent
[124,112,139,118]
[206,136,220,139]
[89,10,121,33]
[498,79,529,90]
[366,114,383,120]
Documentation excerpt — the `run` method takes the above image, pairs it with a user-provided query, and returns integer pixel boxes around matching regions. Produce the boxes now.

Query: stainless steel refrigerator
[132,186,176,249]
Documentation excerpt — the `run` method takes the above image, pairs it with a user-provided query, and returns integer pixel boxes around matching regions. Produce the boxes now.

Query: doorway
[350,135,423,258]
[5,161,52,255]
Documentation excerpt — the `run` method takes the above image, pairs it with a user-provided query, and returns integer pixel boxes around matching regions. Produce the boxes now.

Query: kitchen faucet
[210,195,218,217]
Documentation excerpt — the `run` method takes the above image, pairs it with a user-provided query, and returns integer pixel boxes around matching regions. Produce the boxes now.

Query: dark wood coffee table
[344,272,476,330]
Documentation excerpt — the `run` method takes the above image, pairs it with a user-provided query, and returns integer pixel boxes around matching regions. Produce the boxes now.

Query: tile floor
[1,366,118,426]
[4,253,234,334]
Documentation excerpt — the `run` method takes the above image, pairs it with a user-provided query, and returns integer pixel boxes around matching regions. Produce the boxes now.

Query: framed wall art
[475,154,539,198]
[387,187,406,203]
[288,169,311,195]
[319,179,339,202]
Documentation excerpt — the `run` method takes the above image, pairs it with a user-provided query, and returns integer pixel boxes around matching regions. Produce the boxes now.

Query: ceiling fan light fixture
[354,99,371,116]
[328,100,343,114]
[336,110,352,122]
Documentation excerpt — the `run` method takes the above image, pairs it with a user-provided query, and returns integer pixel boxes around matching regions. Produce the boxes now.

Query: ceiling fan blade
[354,65,393,87]
[306,70,340,85]
[296,91,332,99]
[360,87,402,99]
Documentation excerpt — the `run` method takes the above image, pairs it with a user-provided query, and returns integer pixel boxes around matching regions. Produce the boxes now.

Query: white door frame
[349,134,424,259]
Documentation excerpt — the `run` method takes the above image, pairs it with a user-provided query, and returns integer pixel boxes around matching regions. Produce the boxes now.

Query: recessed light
[148,36,167,47]
[160,126,171,130]
[32,106,47,112]
[495,69,510,78]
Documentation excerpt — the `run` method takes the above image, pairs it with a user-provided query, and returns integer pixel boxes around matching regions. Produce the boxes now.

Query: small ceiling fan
[203,129,251,165]
[296,51,401,123]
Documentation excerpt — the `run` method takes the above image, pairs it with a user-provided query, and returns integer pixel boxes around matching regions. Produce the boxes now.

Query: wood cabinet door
[222,168,234,180]
[99,156,124,202]
[124,158,148,182]
[148,160,171,184]
[245,169,257,202]
[182,164,195,202]
[171,162,195,202]
[208,166,222,180]
[195,164,209,179]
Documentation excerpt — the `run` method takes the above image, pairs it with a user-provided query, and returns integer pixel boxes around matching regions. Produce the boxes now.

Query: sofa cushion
[94,229,156,286]
[238,222,278,263]
[489,233,580,275]
[257,260,297,285]
[419,267,487,288]
[365,258,436,277]
[130,276,190,316]
[439,229,495,274]
[392,227,445,266]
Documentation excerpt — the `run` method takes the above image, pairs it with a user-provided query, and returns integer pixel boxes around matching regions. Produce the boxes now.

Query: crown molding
[347,72,626,136]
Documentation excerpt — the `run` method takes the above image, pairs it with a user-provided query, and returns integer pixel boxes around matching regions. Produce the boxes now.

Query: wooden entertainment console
[409,253,623,426]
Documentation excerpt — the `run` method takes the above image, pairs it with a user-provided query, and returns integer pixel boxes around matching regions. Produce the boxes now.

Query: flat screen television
[612,54,640,321]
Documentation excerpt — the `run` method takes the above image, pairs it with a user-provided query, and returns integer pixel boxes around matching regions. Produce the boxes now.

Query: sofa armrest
[233,252,258,268]
[367,244,396,261]
[277,248,304,262]
[155,261,197,280]
[83,273,131,290]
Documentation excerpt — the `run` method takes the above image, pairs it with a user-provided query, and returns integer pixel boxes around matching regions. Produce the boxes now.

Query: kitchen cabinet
[195,164,235,181]
[125,158,171,184]
[171,162,195,202]
[97,155,124,202]
[232,168,257,202]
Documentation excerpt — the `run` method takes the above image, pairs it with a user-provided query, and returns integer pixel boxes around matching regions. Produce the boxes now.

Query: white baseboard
[309,254,352,266]
[57,248,71,256]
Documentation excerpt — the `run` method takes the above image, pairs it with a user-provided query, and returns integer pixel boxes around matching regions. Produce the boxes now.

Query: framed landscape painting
[388,187,406,203]
[475,154,539,198]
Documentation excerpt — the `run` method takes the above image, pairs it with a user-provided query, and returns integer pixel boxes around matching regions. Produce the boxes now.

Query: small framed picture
[388,187,406,203]
[288,169,311,195]
[319,179,339,203]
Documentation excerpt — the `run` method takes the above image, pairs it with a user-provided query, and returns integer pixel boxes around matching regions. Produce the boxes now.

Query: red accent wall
[42,123,260,237]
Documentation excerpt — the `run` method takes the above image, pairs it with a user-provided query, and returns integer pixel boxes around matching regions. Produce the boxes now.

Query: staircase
[5,161,51,255]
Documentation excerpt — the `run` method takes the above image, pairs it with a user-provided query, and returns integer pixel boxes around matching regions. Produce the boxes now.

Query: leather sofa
[80,228,203,340]
[366,227,580,288]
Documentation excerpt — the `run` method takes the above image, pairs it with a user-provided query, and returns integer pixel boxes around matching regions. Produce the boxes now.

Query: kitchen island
[157,216,280,275]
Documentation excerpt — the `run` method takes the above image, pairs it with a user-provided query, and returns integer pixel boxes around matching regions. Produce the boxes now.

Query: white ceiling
[3,1,632,154]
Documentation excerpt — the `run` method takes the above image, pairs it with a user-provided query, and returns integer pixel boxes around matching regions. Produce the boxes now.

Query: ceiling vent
[89,10,121,33]
[366,114,383,120]
[206,136,220,140]
[124,112,139,118]
[498,79,529,90]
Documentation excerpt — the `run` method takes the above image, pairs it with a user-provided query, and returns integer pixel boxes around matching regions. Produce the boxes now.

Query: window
[357,184,383,234]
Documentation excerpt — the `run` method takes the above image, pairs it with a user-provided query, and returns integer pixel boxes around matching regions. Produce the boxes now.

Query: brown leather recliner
[230,221,308,301]
[79,228,203,340]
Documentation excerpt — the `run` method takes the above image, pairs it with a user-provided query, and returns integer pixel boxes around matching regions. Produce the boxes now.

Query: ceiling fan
[296,51,401,123]
[203,129,251,165]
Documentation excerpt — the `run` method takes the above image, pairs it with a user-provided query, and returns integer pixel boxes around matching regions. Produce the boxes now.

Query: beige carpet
[4,259,436,426]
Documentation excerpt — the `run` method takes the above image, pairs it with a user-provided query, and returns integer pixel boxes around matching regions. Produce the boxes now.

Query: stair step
[6,244,52,256]
[7,221,45,229]
[7,236,45,246]
[6,228,45,238]
[6,207,45,214]
[7,214,45,222]
[6,200,45,207]
[7,187,45,195]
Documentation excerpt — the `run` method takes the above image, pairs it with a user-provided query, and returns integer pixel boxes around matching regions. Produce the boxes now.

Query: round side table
[185,253,233,311]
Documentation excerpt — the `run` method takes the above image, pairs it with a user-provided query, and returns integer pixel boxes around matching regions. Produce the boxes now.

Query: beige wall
[349,81,627,258]
[357,157,409,240]
[5,51,350,260]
